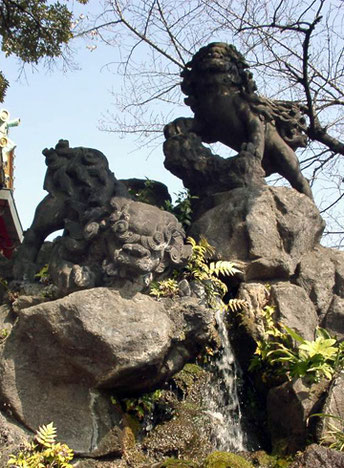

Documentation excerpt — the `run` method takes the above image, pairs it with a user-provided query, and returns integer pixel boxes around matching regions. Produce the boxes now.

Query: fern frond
[209,261,241,277]
[198,236,216,257]
[35,422,56,447]
[227,299,248,312]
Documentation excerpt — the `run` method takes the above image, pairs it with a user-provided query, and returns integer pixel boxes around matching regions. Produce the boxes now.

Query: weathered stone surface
[142,365,213,465]
[330,248,344,298]
[0,411,31,468]
[0,303,13,332]
[11,294,49,313]
[0,288,214,455]
[322,295,344,341]
[267,379,329,453]
[270,282,318,341]
[317,373,344,444]
[236,282,270,341]
[289,443,344,468]
[295,246,336,318]
[0,374,124,457]
[189,186,324,281]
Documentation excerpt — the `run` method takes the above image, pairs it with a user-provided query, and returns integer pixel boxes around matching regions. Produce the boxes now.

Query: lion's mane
[181,42,307,150]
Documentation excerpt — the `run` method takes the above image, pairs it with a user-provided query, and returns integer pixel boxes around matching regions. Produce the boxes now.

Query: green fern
[227,299,248,313]
[8,422,74,467]
[184,237,241,310]
[35,422,57,447]
[150,278,179,298]
[149,236,242,311]
[209,261,241,278]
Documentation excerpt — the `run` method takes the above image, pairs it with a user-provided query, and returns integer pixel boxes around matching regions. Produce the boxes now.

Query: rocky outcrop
[0,288,215,456]
[189,186,325,281]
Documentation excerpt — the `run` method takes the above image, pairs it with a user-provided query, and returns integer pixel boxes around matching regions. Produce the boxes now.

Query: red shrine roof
[0,188,23,258]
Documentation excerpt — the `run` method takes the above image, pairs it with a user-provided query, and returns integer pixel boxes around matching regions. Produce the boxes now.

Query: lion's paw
[164,117,195,138]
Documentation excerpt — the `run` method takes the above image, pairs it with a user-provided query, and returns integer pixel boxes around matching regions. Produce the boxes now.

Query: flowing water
[204,309,246,451]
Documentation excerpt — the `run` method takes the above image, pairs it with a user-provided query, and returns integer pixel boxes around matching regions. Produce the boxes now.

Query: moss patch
[242,450,293,467]
[158,458,198,467]
[203,451,255,468]
[172,363,204,395]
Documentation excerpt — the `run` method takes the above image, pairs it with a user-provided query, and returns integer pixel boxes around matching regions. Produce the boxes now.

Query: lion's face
[99,197,191,280]
[181,42,252,98]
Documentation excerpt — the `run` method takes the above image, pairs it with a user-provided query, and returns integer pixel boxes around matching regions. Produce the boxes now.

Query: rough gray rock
[0,412,31,468]
[267,379,329,453]
[236,282,270,342]
[189,186,324,281]
[0,288,215,456]
[330,248,344,298]
[270,282,318,341]
[295,246,336,318]
[322,295,344,341]
[289,443,344,468]
[120,178,172,207]
[317,372,344,445]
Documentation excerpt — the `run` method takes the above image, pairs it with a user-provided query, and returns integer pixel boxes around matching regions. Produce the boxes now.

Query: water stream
[204,309,246,451]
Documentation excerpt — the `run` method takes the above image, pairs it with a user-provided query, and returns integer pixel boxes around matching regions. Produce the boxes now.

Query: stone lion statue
[164,42,312,199]
[13,140,191,295]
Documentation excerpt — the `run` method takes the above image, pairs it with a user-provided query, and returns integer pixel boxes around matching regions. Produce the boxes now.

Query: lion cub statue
[164,42,312,199]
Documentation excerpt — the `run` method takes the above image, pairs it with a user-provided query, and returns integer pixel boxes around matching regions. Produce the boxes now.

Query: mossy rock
[242,450,293,467]
[159,458,198,467]
[203,451,255,468]
[142,365,213,463]
[173,363,205,394]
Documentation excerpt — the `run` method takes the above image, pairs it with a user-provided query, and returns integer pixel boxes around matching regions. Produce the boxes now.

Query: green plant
[150,278,179,298]
[35,264,50,284]
[310,413,344,452]
[149,237,241,312]
[0,277,8,289]
[164,189,198,229]
[248,305,344,384]
[0,328,9,341]
[267,326,343,383]
[113,390,162,421]
[128,177,156,203]
[227,298,249,313]
[184,236,240,310]
[8,422,74,467]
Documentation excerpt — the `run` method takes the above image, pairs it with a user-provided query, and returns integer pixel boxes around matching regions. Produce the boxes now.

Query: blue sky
[2,0,343,248]
[1,5,183,231]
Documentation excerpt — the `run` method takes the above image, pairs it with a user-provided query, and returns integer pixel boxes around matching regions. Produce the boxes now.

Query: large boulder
[322,295,344,341]
[270,282,318,341]
[295,246,336,318]
[267,378,329,453]
[0,288,215,456]
[189,186,325,281]
[294,246,344,321]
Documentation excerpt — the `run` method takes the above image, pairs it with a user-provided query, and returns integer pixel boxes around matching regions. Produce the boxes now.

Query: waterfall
[204,309,246,452]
